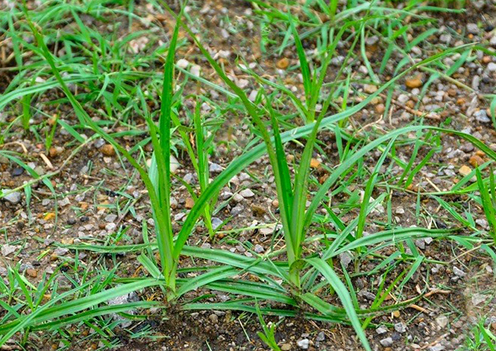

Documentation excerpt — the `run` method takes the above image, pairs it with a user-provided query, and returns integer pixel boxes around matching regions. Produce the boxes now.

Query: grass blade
[306,257,371,351]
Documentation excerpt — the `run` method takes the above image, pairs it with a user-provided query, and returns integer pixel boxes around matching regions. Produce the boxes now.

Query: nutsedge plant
[3,1,496,350]
[20,7,212,301]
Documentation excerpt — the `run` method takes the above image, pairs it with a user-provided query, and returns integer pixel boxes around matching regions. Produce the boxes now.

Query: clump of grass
[256,303,282,351]
[2,1,496,350]
[171,96,219,240]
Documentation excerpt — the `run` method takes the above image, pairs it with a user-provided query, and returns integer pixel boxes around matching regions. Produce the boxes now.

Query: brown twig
[380,93,441,120]
[419,333,450,350]
[391,289,452,314]
[1,137,94,198]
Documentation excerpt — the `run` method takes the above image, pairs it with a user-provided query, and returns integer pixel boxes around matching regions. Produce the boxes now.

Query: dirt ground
[1,0,496,350]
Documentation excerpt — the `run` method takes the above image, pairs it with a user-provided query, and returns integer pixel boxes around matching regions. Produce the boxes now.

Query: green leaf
[0,279,160,345]
[305,257,371,351]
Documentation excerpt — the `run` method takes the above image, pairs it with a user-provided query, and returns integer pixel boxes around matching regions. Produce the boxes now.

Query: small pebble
[472,293,487,306]
[209,163,224,173]
[376,326,388,335]
[1,244,17,256]
[365,35,379,45]
[253,244,264,253]
[233,194,244,202]
[339,252,352,269]
[397,94,409,104]
[100,144,115,156]
[310,158,321,168]
[49,146,64,158]
[469,155,484,167]
[460,143,474,153]
[476,218,489,229]
[26,269,37,278]
[170,155,180,173]
[208,313,218,324]
[240,189,255,198]
[458,165,472,177]
[474,110,490,123]
[415,239,426,250]
[190,65,201,77]
[380,337,393,347]
[394,322,406,333]
[296,339,309,349]
[467,23,479,34]
[453,266,466,277]
[231,204,244,216]
[364,84,377,94]
[185,198,194,209]
[105,214,117,222]
[276,57,289,69]
[375,103,385,114]
[490,35,496,47]
[177,59,189,69]
[211,217,223,230]
[11,167,24,177]
[174,213,186,222]
[58,197,70,207]
[428,344,445,351]
[405,75,423,89]
[2,191,22,205]
[436,315,449,329]
[248,90,258,101]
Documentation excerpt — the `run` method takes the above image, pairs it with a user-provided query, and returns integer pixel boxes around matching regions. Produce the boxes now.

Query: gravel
[339,252,353,268]
[436,315,449,329]
[105,214,118,222]
[466,23,479,35]
[1,3,494,350]
[397,94,409,104]
[1,244,17,256]
[376,326,388,335]
[177,58,189,69]
[211,217,223,229]
[471,293,487,306]
[208,313,218,324]
[415,239,426,250]
[233,193,244,202]
[108,292,139,327]
[209,162,224,173]
[491,35,496,47]
[380,337,393,347]
[471,75,480,90]
[1,190,22,205]
[11,167,24,177]
[394,322,406,333]
[230,204,244,216]
[253,244,264,253]
[296,339,309,349]
[190,65,201,77]
[58,197,71,207]
[453,266,466,277]
[365,35,379,45]
[240,189,255,198]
